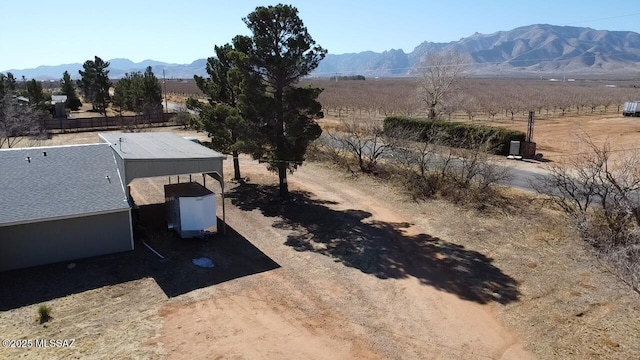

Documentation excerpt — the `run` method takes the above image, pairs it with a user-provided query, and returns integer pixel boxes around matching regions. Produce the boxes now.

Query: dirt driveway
[3,129,636,359]
[148,158,532,360]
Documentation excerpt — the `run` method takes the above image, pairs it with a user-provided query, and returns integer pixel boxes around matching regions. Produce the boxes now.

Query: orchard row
[164,77,640,122]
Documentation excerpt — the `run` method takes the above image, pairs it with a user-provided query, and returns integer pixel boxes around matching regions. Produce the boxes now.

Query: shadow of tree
[228,183,520,305]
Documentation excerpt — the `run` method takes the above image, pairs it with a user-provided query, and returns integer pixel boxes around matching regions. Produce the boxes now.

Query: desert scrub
[37,304,51,323]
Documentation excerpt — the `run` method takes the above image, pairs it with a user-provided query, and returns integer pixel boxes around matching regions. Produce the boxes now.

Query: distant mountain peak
[5,24,640,80]
[314,24,640,76]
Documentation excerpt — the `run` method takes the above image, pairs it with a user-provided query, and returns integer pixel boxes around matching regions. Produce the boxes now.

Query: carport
[99,132,227,232]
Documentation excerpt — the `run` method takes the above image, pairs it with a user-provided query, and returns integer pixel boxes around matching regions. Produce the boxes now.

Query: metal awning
[99,132,226,184]
[99,132,228,233]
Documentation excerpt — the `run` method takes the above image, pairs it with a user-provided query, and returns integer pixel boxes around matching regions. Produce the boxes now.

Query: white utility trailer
[164,182,217,238]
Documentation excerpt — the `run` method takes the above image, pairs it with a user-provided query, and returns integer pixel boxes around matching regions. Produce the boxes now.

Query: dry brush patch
[313,119,513,210]
[302,153,640,359]
[308,115,640,357]
[533,136,640,293]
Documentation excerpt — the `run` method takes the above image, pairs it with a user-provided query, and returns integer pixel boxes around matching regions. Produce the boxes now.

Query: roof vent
[25,156,31,163]
[43,151,47,157]
[106,175,111,183]
[117,137,126,152]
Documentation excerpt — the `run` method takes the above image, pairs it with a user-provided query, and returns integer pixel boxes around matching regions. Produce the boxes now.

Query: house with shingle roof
[0,143,133,271]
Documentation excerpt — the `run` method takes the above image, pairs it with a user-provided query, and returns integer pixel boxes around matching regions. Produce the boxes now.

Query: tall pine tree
[78,56,111,117]
[26,79,44,105]
[61,71,82,110]
[234,4,326,198]
[192,43,246,181]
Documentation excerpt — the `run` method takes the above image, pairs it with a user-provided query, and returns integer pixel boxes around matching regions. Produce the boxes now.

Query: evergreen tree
[192,43,246,180]
[140,66,163,116]
[26,79,44,105]
[112,73,134,114]
[0,74,5,98]
[0,72,19,98]
[113,66,162,116]
[78,56,111,116]
[5,72,16,92]
[61,71,82,110]
[233,4,327,198]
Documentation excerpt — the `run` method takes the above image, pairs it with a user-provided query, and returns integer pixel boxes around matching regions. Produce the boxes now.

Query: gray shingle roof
[0,144,129,226]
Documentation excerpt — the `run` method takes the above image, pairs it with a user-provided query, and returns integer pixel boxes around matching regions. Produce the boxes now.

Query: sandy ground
[473,113,640,163]
[149,159,533,360]
[1,129,638,359]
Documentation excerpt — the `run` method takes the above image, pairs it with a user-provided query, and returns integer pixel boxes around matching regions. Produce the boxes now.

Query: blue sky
[1,0,639,71]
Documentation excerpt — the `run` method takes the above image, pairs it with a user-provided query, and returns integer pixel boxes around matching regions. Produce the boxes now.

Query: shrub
[533,137,640,292]
[170,110,201,130]
[66,98,82,111]
[383,115,526,155]
[37,304,51,323]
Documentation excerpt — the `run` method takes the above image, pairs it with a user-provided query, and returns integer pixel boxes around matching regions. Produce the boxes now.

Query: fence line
[44,113,177,132]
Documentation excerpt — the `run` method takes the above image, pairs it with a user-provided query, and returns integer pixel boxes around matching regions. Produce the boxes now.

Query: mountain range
[5,24,640,80]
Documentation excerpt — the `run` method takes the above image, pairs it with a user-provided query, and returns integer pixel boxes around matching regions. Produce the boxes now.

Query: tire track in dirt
[288,163,534,360]
[155,158,534,359]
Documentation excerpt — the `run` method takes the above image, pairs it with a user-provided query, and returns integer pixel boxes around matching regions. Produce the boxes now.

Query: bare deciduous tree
[334,117,396,172]
[0,95,47,148]
[416,50,470,120]
[426,131,511,193]
[387,126,444,178]
[386,124,510,201]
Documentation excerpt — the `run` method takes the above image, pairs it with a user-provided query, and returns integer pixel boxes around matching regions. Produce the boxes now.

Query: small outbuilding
[0,144,133,272]
[50,95,68,118]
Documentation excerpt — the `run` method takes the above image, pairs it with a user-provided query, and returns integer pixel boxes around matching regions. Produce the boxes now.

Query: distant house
[51,95,67,103]
[0,144,133,272]
[50,95,67,118]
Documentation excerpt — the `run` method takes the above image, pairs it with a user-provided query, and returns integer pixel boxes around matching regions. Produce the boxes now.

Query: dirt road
[153,158,533,359]
[3,129,637,360]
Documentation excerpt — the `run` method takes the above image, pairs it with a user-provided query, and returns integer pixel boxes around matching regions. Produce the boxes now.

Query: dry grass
[1,129,639,359]
[320,110,640,164]
[322,161,640,359]
[307,131,640,358]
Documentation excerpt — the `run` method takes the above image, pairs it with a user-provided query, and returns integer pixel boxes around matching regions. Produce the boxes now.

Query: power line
[561,12,640,26]
[310,9,640,78]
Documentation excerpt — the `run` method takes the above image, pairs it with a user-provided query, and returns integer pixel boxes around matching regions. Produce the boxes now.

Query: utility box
[509,141,521,156]
[164,182,217,238]
[521,141,537,159]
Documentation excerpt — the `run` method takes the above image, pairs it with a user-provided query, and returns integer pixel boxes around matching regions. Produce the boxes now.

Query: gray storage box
[509,141,521,156]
